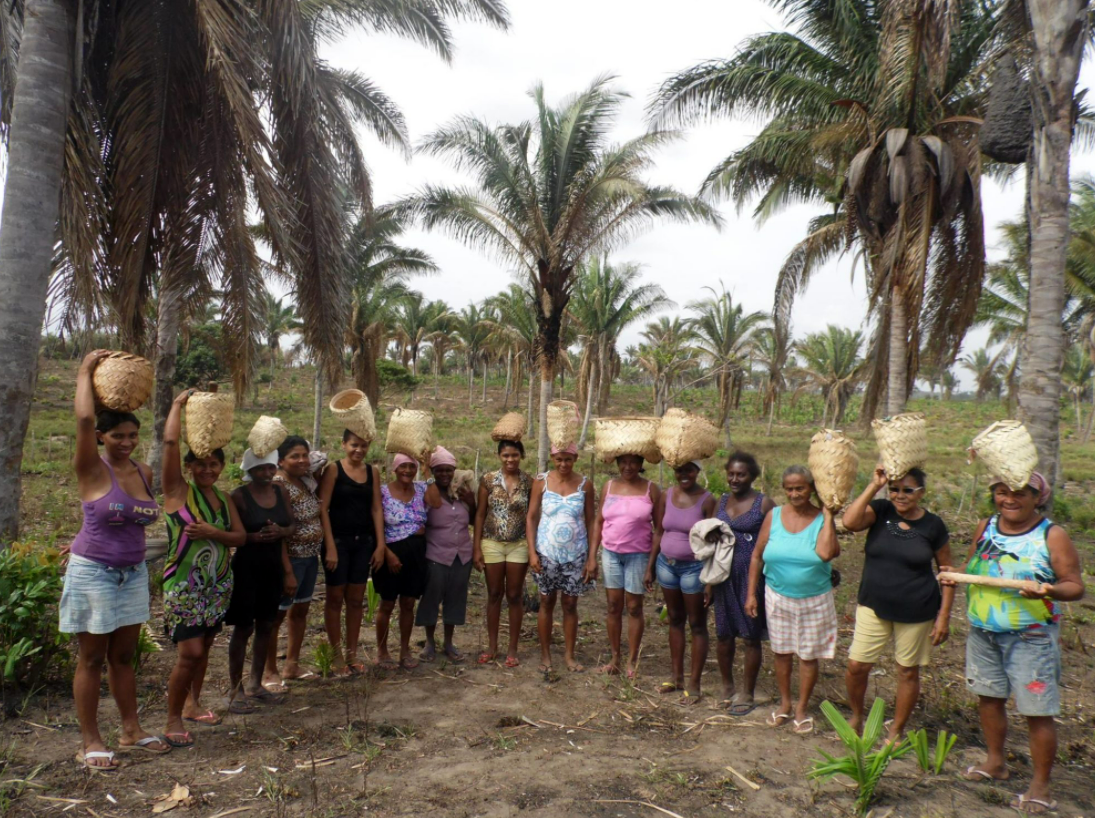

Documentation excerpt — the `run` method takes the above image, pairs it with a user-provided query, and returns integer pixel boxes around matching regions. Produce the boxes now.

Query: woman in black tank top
[318,430,387,675]
[227,451,297,711]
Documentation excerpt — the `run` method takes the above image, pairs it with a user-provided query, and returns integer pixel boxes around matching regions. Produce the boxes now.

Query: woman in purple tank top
[646,461,716,703]
[60,351,170,771]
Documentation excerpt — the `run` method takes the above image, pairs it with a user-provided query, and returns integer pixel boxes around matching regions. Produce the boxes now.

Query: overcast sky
[327,1,1094,385]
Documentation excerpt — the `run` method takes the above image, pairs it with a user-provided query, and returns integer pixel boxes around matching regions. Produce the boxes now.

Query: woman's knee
[688,618,708,638]
[847,660,872,678]
[232,623,256,641]
[666,607,687,628]
[625,599,644,618]
[377,600,397,616]
[895,663,920,682]
[560,596,578,615]
[345,594,365,612]
[504,587,523,607]
[288,604,310,623]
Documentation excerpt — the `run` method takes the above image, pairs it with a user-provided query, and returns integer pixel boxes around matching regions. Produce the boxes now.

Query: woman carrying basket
[745,465,839,734]
[946,473,1084,815]
[62,351,170,770]
[527,443,597,673]
[590,453,661,678]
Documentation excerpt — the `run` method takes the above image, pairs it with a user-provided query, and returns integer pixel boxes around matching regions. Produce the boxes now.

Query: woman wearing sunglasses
[841,466,954,744]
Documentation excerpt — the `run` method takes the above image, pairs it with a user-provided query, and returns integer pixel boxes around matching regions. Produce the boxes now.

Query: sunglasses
[888,486,923,495]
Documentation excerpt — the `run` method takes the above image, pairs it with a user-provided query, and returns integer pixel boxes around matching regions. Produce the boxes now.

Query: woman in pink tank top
[590,454,661,678]
[646,461,716,703]
[61,351,170,771]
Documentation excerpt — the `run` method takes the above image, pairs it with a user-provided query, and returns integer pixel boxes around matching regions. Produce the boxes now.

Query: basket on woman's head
[656,408,719,469]
[871,412,927,480]
[91,351,154,412]
[594,416,662,464]
[385,408,433,461]
[185,391,235,459]
[808,428,858,511]
[546,400,580,449]
[968,420,1038,491]
[491,412,525,443]
[248,415,288,458]
[329,388,376,443]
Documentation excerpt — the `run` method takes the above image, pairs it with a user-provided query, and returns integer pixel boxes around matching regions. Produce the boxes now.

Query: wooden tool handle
[937,571,1041,592]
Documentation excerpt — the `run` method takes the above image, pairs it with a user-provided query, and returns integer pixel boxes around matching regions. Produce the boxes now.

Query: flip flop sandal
[226,698,257,715]
[659,682,680,694]
[285,670,318,682]
[400,656,420,670]
[418,650,437,663]
[963,766,1005,782]
[164,732,194,748]
[76,750,118,772]
[376,659,399,671]
[444,649,465,663]
[263,681,289,694]
[766,711,792,727]
[679,691,702,706]
[1011,795,1058,814]
[504,656,520,668]
[730,702,758,717]
[332,665,353,678]
[793,718,814,735]
[598,664,620,675]
[116,736,171,755]
[348,662,368,674]
[567,663,585,673]
[184,710,222,726]
[477,653,496,665]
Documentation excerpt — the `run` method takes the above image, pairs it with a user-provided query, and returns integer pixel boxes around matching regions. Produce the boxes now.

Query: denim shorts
[601,549,648,595]
[60,555,150,634]
[966,624,1061,716]
[655,553,704,595]
[279,555,319,610]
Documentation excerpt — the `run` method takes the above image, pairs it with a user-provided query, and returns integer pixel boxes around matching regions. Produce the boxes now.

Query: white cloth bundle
[689,518,736,586]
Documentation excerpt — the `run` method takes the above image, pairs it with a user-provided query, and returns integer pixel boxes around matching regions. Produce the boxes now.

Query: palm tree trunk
[0,0,74,541]
[578,347,599,449]
[766,393,777,437]
[313,370,323,449]
[526,364,535,439]
[481,359,487,403]
[886,286,909,416]
[149,287,184,493]
[538,363,553,473]
[1074,392,1082,439]
[502,350,512,408]
[1019,0,1087,489]
[467,359,473,405]
[1083,392,1095,443]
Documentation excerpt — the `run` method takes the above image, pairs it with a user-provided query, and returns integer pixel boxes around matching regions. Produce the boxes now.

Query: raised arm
[744,511,774,618]
[161,390,193,507]
[814,506,840,562]
[842,466,886,532]
[74,350,111,483]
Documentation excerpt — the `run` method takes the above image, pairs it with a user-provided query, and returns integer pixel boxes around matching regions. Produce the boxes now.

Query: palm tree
[485,285,540,429]
[793,326,865,427]
[687,285,767,443]
[397,76,719,469]
[960,348,1006,403]
[425,306,458,397]
[1019,0,1089,487]
[260,291,302,385]
[345,207,438,407]
[394,295,450,377]
[651,0,995,421]
[941,368,958,401]
[753,324,791,435]
[633,317,698,416]
[453,304,492,406]
[1062,342,1094,438]
[567,257,672,446]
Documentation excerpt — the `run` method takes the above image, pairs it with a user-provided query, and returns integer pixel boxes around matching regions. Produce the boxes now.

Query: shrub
[0,545,66,688]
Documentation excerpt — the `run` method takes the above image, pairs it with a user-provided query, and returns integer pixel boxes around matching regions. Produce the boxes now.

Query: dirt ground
[3,531,1095,818]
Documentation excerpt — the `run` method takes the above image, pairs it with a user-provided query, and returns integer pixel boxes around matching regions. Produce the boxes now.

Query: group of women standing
[58,352,1085,812]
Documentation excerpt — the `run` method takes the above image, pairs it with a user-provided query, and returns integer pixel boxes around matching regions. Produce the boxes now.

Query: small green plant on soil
[907,728,958,775]
[312,639,336,678]
[0,545,64,686]
[131,624,161,671]
[807,699,911,817]
[492,732,516,751]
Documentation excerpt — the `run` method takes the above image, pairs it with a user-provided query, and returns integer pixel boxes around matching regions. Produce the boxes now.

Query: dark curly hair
[497,439,525,457]
[725,451,760,480]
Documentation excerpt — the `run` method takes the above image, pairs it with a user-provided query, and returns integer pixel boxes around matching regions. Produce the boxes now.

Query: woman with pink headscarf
[416,447,477,662]
[947,472,1084,814]
[373,453,429,670]
[526,443,596,672]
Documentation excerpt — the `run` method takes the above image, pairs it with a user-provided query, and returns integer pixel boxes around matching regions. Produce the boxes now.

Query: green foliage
[807,699,911,816]
[377,359,420,394]
[312,639,336,679]
[366,578,381,623]
[175,323,227,387]
[907,728,958,776]
[131,624,161,672]
[0,546,65,687]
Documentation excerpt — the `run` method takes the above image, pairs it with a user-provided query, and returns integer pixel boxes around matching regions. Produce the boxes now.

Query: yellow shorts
[481,538,528,565]
[848,604,934,667]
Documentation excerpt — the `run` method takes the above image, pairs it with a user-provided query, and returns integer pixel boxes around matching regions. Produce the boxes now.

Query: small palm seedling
[131,624,161,671]
[807,699,911,816]
[907,728,958,776]
[312,639,336,679]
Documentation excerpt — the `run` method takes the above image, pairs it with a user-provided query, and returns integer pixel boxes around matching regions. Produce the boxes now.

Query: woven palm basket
[91,351,154,412]
[248,415,288,458]
[808,429,859,511]
[491,412,526,442]
[329,389,376,443]
[185,392,235,458]
[969,420,1038,491]
[385,408,433,460]
[871,412,927,480]
[547,400,580,448]
[656,408,719,468]
[594,416,662,464]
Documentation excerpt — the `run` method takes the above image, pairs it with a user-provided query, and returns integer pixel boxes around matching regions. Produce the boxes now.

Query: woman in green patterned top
[160,390,245,748]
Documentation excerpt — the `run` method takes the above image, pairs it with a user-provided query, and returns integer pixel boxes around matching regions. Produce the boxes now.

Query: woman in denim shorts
[590,454,661,678]
[948,472,1084,815]
[646,461,715,703]
[61,351,171,770]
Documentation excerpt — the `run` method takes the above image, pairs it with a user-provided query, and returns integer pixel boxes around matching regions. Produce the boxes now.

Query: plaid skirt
[765,585,837,660]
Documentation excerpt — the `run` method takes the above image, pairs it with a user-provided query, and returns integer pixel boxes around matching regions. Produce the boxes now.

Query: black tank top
[236,484,292,534]
[328,461,375,539]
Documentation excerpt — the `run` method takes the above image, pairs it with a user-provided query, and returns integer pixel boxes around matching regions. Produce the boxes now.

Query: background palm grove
[3,0,1095,816]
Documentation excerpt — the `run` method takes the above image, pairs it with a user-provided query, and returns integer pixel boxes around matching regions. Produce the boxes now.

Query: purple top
[660,487,711,561]
[71,458,159,568]
[425,495,473,565]
[381,482,428,543]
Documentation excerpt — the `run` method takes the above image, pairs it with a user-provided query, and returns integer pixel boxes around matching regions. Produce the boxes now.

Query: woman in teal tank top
[745,465,839,734]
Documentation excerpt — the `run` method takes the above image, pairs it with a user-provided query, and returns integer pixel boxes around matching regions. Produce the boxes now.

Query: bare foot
[565,657,585,672]
[598,662,620,675]
[375,652,398,670]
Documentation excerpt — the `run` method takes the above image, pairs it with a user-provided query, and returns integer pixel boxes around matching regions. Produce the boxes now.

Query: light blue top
[762,507,830,599]
[535,475,589,563]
